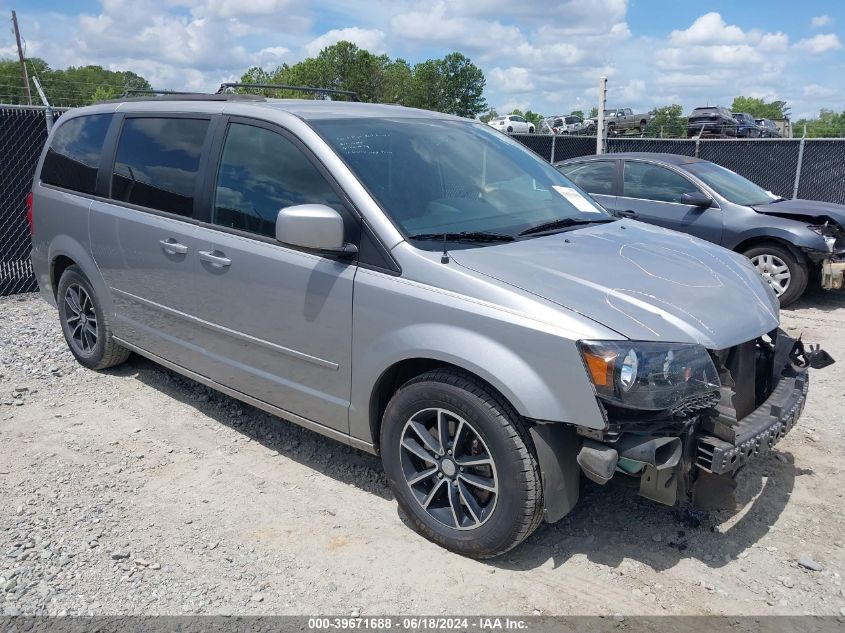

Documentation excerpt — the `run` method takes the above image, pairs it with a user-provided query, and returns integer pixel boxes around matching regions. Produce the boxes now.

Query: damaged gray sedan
[558,153,845,306]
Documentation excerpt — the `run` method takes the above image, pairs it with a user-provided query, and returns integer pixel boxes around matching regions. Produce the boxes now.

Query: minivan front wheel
[381,369,543,558]
[57,266,130,370]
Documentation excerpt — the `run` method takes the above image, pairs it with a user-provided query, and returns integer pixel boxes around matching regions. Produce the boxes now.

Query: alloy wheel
[399,408,498,531]
[750,253,791,296]
[63,283,98,354]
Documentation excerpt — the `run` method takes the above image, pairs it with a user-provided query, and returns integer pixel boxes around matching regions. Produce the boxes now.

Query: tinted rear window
[110,117,209,217]
[41,114,113,195]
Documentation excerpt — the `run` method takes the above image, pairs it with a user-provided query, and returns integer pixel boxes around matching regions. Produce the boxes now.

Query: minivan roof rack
[105,92,266,104]
[216,83,361,102]
[123,89,205,97]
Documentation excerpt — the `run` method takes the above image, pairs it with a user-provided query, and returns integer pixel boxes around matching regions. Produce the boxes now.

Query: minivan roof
[63,98,468,122]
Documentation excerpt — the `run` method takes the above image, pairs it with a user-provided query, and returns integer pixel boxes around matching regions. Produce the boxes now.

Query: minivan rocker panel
[30,96,831,559]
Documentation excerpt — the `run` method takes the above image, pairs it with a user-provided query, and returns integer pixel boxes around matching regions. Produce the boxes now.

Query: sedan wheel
[743,243,808,307]
[750,253,791,297]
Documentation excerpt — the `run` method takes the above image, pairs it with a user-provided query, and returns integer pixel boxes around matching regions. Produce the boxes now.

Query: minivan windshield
[684,161,779,206]
[313,118,611,242]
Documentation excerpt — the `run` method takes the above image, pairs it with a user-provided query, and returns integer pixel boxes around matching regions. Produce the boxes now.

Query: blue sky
[5,0,844,118]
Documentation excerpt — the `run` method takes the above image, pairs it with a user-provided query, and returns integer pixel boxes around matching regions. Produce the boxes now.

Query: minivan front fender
[350,321,607,445]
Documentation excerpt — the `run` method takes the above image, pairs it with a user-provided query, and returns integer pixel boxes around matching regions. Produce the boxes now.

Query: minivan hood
[450,221,779,349]
[752,198,845,227]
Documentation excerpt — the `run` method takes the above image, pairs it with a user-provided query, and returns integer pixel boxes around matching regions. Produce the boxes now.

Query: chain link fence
[3,107,845,297]
[512,133,845,205]
[0,106,65,296]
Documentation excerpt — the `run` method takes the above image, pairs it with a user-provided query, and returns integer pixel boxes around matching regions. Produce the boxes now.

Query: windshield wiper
[518,217,613,237]
[407,231,515,243]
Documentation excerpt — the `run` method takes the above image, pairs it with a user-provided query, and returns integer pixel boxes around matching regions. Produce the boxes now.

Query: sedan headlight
[808,224,841,253]
[578,341,720,411]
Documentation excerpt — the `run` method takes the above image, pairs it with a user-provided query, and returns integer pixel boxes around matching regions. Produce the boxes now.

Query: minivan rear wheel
[380,369,543,558]
[57,266,130,370]
[743,243,808,306]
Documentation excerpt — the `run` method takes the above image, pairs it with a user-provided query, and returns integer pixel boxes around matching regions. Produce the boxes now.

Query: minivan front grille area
[707,332,777,425]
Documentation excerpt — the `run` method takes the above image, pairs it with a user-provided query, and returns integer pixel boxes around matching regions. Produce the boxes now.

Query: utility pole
[596,76,607,154]
[12,11,32,105]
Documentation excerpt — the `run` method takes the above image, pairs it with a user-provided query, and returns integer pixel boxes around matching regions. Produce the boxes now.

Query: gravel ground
[1,289,844,617]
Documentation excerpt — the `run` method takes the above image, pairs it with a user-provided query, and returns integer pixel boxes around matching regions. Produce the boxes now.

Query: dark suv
[732,112,762,138]
[687,106,736,137]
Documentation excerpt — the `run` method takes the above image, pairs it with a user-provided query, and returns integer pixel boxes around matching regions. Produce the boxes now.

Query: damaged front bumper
[574,332,832,510]
[820,258,845,290]
[697,372,807,475]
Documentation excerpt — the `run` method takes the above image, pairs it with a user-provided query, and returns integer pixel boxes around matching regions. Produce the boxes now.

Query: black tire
[57,265,130,370]
[380,369,543,558]
[506,126,513,133]
[742,243,808,307]
[528,126,535,134]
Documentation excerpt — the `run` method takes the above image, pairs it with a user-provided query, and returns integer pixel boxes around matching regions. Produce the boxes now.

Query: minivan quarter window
[213,122,343,238]
[41,114,113,195]
[110,117,209,217]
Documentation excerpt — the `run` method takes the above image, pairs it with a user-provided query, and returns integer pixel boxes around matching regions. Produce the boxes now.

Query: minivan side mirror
[681,191,713,208]
[275,204,357,256]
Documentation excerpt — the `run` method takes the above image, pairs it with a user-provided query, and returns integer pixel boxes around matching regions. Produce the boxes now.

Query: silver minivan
[28,93,830,558]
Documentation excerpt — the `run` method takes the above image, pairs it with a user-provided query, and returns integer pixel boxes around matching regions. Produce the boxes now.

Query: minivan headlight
[578,341,720,411]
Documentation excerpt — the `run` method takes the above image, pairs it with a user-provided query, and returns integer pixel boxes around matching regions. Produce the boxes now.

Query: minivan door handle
[160,238,189,255]
[198,250,232,268]
[617,209,639,219]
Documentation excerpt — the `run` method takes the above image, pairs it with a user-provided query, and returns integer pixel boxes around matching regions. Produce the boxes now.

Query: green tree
[434,52,487,118]
[478,108,499,123]
[794,109,845,138]
[0,58,49,103]
[239,42,488,117]
[570,110,585,119]
[645,104,686,137]
[408,58,442,111]
[588,106,599,118]
[0,58,151,106]
[90,86,120,102]
[730,96,790,120]
[380,58,412,104]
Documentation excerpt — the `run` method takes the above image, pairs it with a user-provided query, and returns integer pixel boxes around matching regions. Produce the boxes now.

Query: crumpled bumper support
[695,372,808,475]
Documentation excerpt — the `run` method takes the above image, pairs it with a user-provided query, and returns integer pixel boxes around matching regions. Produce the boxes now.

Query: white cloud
[303,27,386,57]
[795,33,842,54]
[255,46,291,66]
[488,67,534,94]
[391,3,524,52]
[668,12,749,46]
[803,83,837,98]
[6,2,845,124]
[199,0,297,19]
